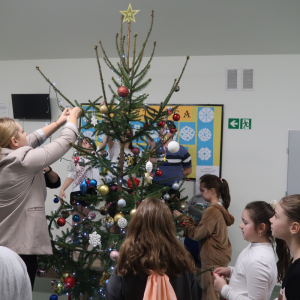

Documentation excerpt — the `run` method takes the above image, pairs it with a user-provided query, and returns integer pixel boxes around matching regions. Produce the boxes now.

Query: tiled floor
[33,277,281,300]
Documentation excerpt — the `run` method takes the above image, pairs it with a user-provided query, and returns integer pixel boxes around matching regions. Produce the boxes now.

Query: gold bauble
[114,212,125,223]
[98,184,109,195]
[130,208,137,217]
[100,206,108,215]
[102,215,114,228]
[61,272,71,282]
[100,105,108,114]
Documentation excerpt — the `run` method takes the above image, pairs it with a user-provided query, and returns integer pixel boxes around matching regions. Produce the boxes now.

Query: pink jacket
[0,124,78,255]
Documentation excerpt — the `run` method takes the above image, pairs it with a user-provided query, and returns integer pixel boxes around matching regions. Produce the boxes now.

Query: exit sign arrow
[228,118,240,129]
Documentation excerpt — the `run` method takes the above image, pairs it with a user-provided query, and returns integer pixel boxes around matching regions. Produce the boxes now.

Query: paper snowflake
[91,115,98,126]
[180,126,195,141]
[89,231,101,247]
[198,128,212,142]
[199,108,214,123]
[198,147,212,160]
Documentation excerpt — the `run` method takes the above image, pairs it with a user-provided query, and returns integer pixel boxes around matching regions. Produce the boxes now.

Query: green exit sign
[228,118,252,130]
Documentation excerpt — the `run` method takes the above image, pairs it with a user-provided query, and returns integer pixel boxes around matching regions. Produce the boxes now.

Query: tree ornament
[168,141,180,153]
[180,202,188,212]
[130,208,137,217]
[98,184,109,195]
[120,3,140,23]
[114,212,125,223]
[80,179,89,195]
[110,250,120,261]
[167,107,172,114]
[155,169,163,177]
[89,179,97,187]
[61,210,69,219]
[132,147,140,155]
[102,215,114,228]
[73,150,79,157]
[104,174,113,183]
[91,115,98,126]
[88,211,96,220]
[182,222,186,226]
[157,121,165,127]
[117,198,126,208]
[172,181,180,190]
[99,206,108,215]
[143,101,149,109]
[117,86,129,98]
[127,178,140,189]
[146,161,153,173]
[175,86,180,92]
[102,150,108,157]
[170,128,175,133]
[37,268,46,277]
[87,179,91,188]
[53,197,59,204]
[89,231,101,247]
[78,157,85,166]
[53,281,65,296]
[74,156,79,164]
[100,105,108,114]
[163,193,170,200]
[49,295,58,300]
[117,217,128,229]
[72,214,80,222]
[143,122,149,127]
[57,217,66,227]
[173,113,180,121]
[100,272,109,286]
[51,280,57,286]
[64,276,76,289]
[144,172,153,185]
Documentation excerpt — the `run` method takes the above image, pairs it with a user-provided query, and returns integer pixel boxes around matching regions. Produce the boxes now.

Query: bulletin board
[80,104,223,185]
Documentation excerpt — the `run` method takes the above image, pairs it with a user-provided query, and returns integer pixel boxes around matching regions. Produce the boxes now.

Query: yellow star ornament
[120,3,140,23]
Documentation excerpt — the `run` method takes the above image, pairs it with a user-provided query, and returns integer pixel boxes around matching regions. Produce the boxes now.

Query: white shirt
[108,142,135,182]
[221,243,277,300]
[0,246,32,300]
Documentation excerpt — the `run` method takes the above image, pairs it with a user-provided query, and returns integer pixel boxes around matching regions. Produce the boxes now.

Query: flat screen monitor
[11,94,51,120]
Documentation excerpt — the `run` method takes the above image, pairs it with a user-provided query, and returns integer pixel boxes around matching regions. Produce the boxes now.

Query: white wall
[1,54,299,264]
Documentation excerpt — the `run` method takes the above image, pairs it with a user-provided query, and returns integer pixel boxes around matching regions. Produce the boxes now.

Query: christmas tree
[37,5,190,300]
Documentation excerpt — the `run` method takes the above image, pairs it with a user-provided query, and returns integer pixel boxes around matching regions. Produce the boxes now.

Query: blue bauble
[53,197,59,203]
[72,214,80,222]
[105,279,109,285]
[89,179,97,187]
[80,179,88,195]
[104,175,113,183]
[49,295,58,300]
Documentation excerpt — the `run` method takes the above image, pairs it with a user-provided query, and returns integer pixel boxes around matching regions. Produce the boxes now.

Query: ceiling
[1,0,300,61]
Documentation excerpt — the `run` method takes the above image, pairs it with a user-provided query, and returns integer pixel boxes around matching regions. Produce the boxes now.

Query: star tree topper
[120,3,140,23]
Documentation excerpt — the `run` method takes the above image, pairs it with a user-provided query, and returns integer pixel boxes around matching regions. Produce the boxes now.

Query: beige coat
[0,124,78,255]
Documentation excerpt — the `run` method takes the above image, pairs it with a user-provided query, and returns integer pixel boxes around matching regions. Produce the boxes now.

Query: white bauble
[172,182,179,190]
[168,141,180,153]
[117,217,128,229]
[146,161,153,173]
[117,198,126,208]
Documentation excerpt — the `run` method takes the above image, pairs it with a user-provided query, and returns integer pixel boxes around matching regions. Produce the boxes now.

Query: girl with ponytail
[173,174,234,300]
[270,195,300,300]
[213,201,282,300]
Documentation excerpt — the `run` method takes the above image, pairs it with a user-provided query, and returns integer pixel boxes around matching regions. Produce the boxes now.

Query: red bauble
[150,173,155,178]
[125,132,133,138]
[187,178,190,181]
[170,128,175,133]
[64,276,76,289]
[175,86,180,92]
[127,178,141,189]
[57,217,66,227]
[155,169,163,177]
[157,121,165,127]
[182,222,186,227]
[173,113,180,121]
[143,123,149,127]
[117,86,129,98]
[132,147,140,155]
[74,157,79,163]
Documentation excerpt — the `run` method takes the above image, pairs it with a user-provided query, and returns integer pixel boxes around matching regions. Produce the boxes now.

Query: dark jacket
[106,269,202,300]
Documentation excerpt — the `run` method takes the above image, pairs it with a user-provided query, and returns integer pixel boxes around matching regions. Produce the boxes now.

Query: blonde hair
[0,118,19,154]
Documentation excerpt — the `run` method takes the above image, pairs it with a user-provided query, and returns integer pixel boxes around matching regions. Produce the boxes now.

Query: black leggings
[19,254,37,290]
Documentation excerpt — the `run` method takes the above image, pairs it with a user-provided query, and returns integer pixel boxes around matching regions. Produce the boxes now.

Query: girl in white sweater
[213,201,283,300]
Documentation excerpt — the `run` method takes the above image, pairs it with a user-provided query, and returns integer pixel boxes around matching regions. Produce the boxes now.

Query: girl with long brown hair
[270,195,300,300]
[106,197,202,300]
[173,174,234,300]
[213,201,281,300]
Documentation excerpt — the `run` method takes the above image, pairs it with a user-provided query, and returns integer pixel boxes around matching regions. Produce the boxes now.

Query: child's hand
[59,190,66,204]
[213,267,231,278]
[173,210,182,218]
[213,273,227,293]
